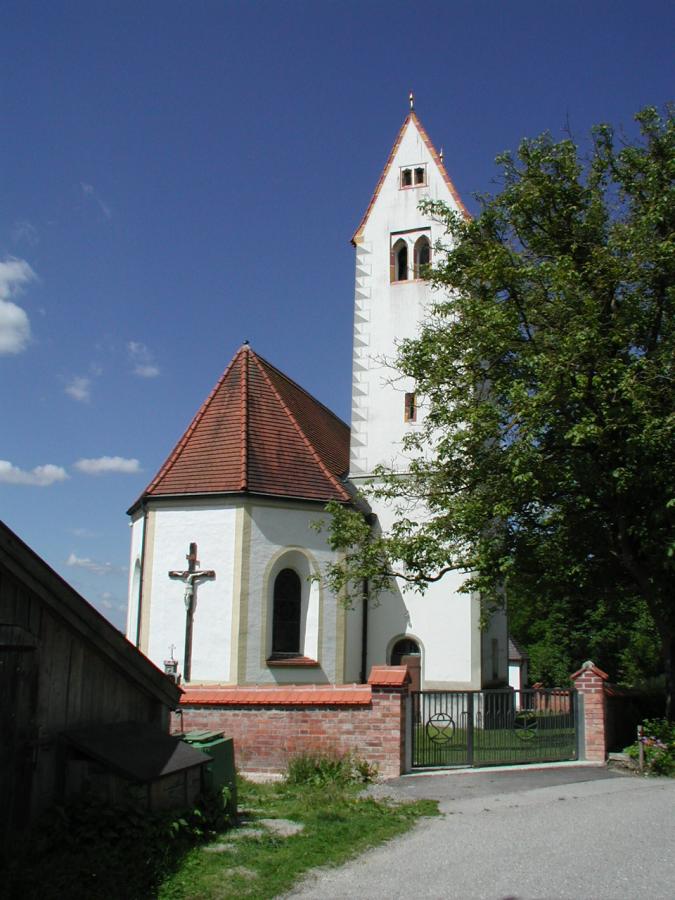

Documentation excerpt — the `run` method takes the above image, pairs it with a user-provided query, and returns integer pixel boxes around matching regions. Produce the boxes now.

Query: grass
[159,776,438,899]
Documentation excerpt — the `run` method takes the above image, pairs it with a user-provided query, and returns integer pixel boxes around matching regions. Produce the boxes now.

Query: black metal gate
[411,688,577,768]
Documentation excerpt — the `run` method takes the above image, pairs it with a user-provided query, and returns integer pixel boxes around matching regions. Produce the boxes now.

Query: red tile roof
[135,345,351,507]
[367,665,411,687]
[351,111,470,246]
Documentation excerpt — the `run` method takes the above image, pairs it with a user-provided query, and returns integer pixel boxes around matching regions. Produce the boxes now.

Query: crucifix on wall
[168,542,215,683]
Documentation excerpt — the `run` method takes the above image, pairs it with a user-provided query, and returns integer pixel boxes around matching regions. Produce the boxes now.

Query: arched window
[414,236,431,277]
[271,568,302,656]
[391,239,408,282]
[390,638,421,665]
[401,168,412,187]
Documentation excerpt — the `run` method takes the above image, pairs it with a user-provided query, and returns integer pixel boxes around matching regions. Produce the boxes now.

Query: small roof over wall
[508,637,529,662]
[63,722,209,782]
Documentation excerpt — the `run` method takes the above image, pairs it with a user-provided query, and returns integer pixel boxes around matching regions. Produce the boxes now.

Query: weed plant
[285,750,378,786]
[626,718,675,775]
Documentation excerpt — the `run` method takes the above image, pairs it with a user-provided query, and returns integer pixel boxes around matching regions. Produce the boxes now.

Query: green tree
[323,107,674,714]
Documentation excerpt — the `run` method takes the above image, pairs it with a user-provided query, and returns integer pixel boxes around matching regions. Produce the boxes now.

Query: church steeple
[351,107,468,247]
[349,107,468,479]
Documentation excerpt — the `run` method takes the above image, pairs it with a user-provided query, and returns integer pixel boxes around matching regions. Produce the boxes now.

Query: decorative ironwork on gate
[411,688,577,768]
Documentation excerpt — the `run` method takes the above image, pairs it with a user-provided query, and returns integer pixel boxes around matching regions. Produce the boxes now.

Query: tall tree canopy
[324,107,674,711]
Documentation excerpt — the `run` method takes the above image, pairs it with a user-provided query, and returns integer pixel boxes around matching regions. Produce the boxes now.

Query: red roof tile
[180,685,371,706]
[352,111,470,246]
[135,345,350,507]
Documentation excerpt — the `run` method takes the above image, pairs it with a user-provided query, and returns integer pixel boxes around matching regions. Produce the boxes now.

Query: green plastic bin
[182,731,237,814]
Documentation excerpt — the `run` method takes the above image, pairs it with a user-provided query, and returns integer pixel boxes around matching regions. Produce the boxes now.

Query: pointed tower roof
[131,345,351,510]
[351,109,470,246]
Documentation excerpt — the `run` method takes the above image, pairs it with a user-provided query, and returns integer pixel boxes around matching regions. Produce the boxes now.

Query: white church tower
[350,97,507,689]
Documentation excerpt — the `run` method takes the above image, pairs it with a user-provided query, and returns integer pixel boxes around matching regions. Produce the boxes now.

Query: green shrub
[626,718,675,776]
[286,751,378,787]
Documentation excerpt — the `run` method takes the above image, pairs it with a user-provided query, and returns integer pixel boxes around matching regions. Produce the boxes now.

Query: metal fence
[411,688,577,768]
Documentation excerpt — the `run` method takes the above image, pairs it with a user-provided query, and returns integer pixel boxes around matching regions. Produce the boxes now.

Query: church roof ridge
[139,346,246,501]
[251,351,350,502]
[351,110,470,246]
[131,344,351,510]
[249,346,350,432]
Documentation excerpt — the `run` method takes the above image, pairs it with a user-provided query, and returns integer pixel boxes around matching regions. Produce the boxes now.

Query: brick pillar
[367,665,411,778]
[571,660,609,762]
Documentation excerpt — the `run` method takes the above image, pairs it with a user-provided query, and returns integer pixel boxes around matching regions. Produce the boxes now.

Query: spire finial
[440,147,444,163]
[409,91,414,111]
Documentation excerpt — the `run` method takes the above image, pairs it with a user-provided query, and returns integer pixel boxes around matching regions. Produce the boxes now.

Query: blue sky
[1,1,673,630]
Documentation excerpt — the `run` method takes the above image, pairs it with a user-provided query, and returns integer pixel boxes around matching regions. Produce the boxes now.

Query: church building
[126,101,507,691]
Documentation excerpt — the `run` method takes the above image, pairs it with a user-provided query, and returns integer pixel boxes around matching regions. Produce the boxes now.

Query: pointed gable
[136,345,350,507]
[351,110,470,246]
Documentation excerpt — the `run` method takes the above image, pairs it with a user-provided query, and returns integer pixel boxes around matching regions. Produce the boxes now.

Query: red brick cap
[179,684,371,706]
[367,665,411,687]
[570,660,610,681]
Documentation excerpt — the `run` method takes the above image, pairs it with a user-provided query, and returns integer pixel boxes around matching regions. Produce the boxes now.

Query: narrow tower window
[401,168,413,187]
[391,239,408,282]
[414,236,431,277]
[414,166,426,185]
[404,391,417,422]
[271,568,302,656]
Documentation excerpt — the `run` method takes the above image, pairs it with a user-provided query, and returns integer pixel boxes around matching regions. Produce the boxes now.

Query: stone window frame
[399,164,427,190]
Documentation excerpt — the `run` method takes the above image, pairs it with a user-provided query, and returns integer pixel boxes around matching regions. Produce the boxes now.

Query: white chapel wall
[245,501,343,685]
[144,502,237,683]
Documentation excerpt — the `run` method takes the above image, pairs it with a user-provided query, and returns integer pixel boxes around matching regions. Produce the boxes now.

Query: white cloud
[81,182,111,220]
[11,220,39,247]
[0,459,68,486]
[127,341,160,378]
[66,552,114,576]
[71,526,99,538]
[99,591,126,612]
[65,375,92,403]
[0,258,37,355]
[73,456,141,475]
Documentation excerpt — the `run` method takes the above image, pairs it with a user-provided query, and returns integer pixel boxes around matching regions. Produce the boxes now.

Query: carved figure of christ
[168,542,215,682]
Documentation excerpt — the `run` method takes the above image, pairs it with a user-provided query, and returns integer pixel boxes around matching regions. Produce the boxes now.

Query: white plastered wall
[142,501,238,683]
[244,501,344,685]
[362,495,480,687]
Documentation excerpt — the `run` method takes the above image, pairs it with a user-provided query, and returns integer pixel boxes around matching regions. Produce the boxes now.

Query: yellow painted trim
[139,509,156,655]
[228,504,246,684]
[334,577,347,684]
[236,503,253,684]
[259,545,323,672]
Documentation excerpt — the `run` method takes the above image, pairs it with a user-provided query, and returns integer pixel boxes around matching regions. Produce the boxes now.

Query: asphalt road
[287,766,675,900]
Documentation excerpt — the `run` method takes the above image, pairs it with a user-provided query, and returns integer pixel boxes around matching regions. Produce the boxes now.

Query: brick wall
[174,666,409,779]
[571,660,609,762]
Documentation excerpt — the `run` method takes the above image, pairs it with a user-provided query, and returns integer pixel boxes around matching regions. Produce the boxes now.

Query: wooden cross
[168,542,215,683]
